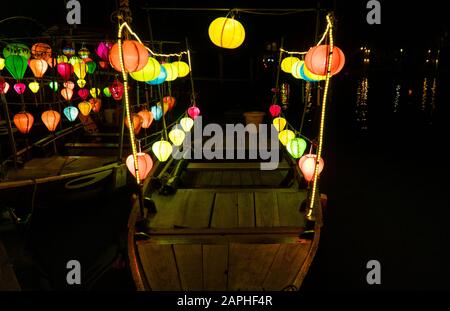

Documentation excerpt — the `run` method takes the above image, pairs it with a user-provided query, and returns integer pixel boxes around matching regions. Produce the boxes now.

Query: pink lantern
[0,79,10,94]
[64,81,75,90]
[14,82,26,95]
[269,104,282,117]
[109,79,124,101]
[187,106,200,119]
[298,154,324,182]
[57,62,73,81]
[78,88,89,100]
[95,42,113,61]
[126,152,153,181]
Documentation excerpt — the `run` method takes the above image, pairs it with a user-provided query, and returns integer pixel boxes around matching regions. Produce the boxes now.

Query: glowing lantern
[63,46,75,57]
[169,128,186,146]
[138,108,153,128]
[14,83,26,94]
[298,154,324,182]
[46,57,56,67]
[163,96,176,111]
[291,60,304,79]
[304,45,345,76]
[180,117,194,132]
[146,65,166,85]
[208,17,245,49]
[86,61,96,74]
[286,138,307,159]
[78,47,90,59]
[278,129,295,146]
[78,88,89,100]
[49,81,58,92]
[125,113,143,134]
[90,88,101,98]
[0,79,9,94]
[109,80,124,101]
[95,42,113,61]
[28,81,40,93]
[31,43,51,61]
[57,55,68,64]
[272,117,286,132]
[162,63,178,81]
[3,43,30,59]
[130,57,161,82]
[57,62,73,80]
[126,152,153,181]
[103,87,111,97]
[98,61,109,69]
[78,101,92,116]
[69,56,83,65]
[29,59,48,78]
[269,104,282,117]
[64,81,75,90]
[109,40,148,72]
[303,63,326,81]
[172,61,190,78]
[90,98,102,113]
[73,62,87,80]
[0,57,5,70]
[13,112,34,134]
[77,79,86,88]
[281,56,300,73]
[41,110,61,132]
[5,55,28,80]
[299,63,316,82]
[187,106,200,119]
[150,105,163,121]
[63,106,78,122]
[61,88,73,101]
[152,140,173,162]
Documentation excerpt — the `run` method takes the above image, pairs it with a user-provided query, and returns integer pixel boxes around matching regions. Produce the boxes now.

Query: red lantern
[61,87,73,101]
[163,96,176,111]
[41,110,61,132]
[126,152,153,181]
[125,113,143,134]
[57,62,73,81]
[109,40,148,73]
[109,79,124,101]
[138,108,153,128]
[90,98,102,113]
[13,112,34,134]
[78,88,89,100]
[0,79,10,94]
[187,106,200,119]
[298,154,324,182]
[29,59,48,78]
[269,104,282,117]
[13,83,26,95]
[304,45,345,76]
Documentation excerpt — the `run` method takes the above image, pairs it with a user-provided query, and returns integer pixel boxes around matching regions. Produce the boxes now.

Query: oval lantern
[169,128,186,146]
[208,17,245,49]
[109,40,148,73]
[291,60,304,79]
[304,45,345,76]
[31,43,52,61]
[77,79,86,88]
[278,129,295,146]
[298,154,324,182]
[0,79,9,94]
[103,87,112,97]
[146,65,167,85]
[90,98,102,113]
[41,110,61,132]
[109,80,124,101]
[269,104,282,117]
[138,108,154,128]
[13,112,34,134]
[61,87,73,101]
[28,81,40,93]
[162,63,178,81]
[78,101,92,116]
[130,57,161,82]
[14,83,26,94]
[73,62,87,80]
[57,62,73,81]
[150,105,163,121]
[85,61,97,74]
[152,140,173,162]
[286,138,307,159]
[5,55,28,80]
[78,88,89,100]
[180,117,194,132]
[63,106,79,122]
[163,96,176,111]
[126,152,153,181]
[303,63,326,81]
[172,61,190,77]
[125,113,143,135]
[281,56,300,73]
[272,117,286,132]
[187,106,200,119]
[29,59,48,78]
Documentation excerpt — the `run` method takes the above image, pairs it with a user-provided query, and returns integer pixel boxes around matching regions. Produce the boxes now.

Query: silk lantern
[209,17,245,49]
[63,46,75,58]
[281,56,300,73]
[31,43,52,61]
[291,60,304,79]
[298,154,324,182]
[126,152,153,181]
[73,62,87,80]
[63,106,78,122]
[64,81,75,90]
[5,55,28,80]
[3,43,30,59]
[78,88,89,100]
[180,117,194,132]
[41,110,61,132]
[103,87,111,97]
[69,56,83,65]
[152,140,173,162]
[130,57,161,82]
[14,83,26,94]
[95,42,113,61]
[28,81,40,93]
[109,80,124,101]
[172,61,190,77]
[29,59,48,78]
[187,106,200,119]
[305,45,345,76]
[78,101,92,116]
[269,104,282,117]
[162,63,178,81]
[286,138,307,159]
[146,65,167,85]
[78,47,90,59]
[0,79,9,94]
[272,117,286,131]
[77,79,86,88]
[109,40,148,72]
[61,87,73,101]
[85,61,96,74]
[163,96,176,111]
[278,129,295,146]
[169,128,186,146]
[90,98,102,113]
[13,111,34,134]
[90,88,101,98]
[150,105,163,121]
[57,62,73,81]
[138,108,153,128]
[49,81,58,92]
[125,113,143,134]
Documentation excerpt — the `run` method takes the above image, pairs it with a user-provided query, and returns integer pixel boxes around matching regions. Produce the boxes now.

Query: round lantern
[90,88,101,99]
[169,128,186,146]
[162,63,178,81]
[109,40,148,72]
[180,117,194,132]
[61,88,73,101]
[109,80,124,101]
[138,108,153,128]
[29,59,48,78]
[187,106,200,119]
[281,56,300,73]
[172,61,190,77]
[126,152,153,181]
[28,81,40,93]
[272,117,286,132]
[291,60,304,79]
[208,17,245,49]
[0,80,9,94]
[73,62,87,80]
[14,83,26,95]
[78,88,89,100]
[269,104,282,117]
[304,45,345,76]
[63,106,79,122]
[146,65,167,85]
[31,43,52,61]
[5,55,28,80]
[298,154,324,182]
[303,63,326,81]
[78,101,92,116]
[49,81,58,92]
[13,111,34,134]
[125,113,143,135]
[150,105,163,121]
[103,87,111,97]
[90,98,102,113]
[41,110,61,132]
[130,57,161,82]
[152,140,173,162]
[278,129,295,146]
[286,138,307,159]
[57,62,73,81]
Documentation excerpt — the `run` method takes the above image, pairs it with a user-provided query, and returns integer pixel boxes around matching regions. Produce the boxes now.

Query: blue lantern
[64,106,79,122]
[146,65,167,85]
[150,105,163,121]
[300,63,317,82]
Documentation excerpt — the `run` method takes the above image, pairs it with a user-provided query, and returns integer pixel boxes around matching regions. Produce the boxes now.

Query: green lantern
[49,81,59,92]
[3,43,31,59]
[86,61,97,74]
[5,55,28,80]
[103,87,111,97]
[286,138,307,159]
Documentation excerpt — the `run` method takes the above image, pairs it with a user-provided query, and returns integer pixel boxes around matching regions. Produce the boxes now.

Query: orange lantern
[137,108,153,128]
[163,96,176,111]
[90,98,102,113]
[31,43,52,61]
[61,87,73,101]
[109,40,148,73]
[126,152,153,181]
[13,111,34,134]
[298,154,324,182]
[125,113,143,134]
[304,45,345,76]
[41,110,60,132]
[78,101,92,116]
[29,59,48,78]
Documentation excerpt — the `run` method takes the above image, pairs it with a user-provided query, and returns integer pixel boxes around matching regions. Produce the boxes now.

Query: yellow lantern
[180,117,194,132]
[90,88,100,98]
[78,101,92,116]
[130,57,161,82]
[0,57,5,70]
[77,79,86,88]
[162,63,178,81]
[303,63,326,81]
[172,61,190,78]
[168,128,186,146]
[278,129,295,146]
[208,17,245,49]
[272,117,286,132]
[291,60,304,79]
[281,57,300,73]
[73,62,87,80]
[57,55,68,64]
[28,81,40,93]
[152,140,173,162]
